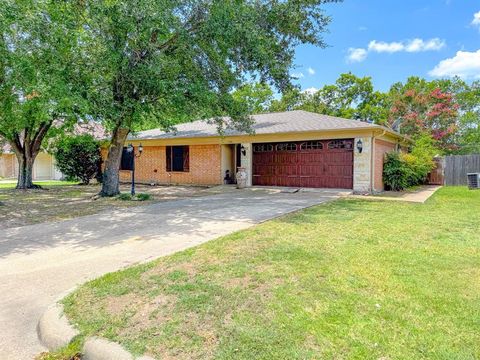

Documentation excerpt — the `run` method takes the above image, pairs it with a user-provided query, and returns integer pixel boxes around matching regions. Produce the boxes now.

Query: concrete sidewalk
[0,188,347,359]
[352,185,442,203]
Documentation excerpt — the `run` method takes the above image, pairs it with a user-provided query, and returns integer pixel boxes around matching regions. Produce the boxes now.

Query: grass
[117,193,152,201]
[0,180,78,189]
[60,187,480,359]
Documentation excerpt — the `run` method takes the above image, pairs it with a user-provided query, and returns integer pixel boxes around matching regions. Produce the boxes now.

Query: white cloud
[368,40,404,53]
[472,11,480,27]
[358,26,368,31]
[406,38,445,52]
[429,49,480,79]
[346,47,368,63]
[307,67,315,75]
[368,38,445,53]
[303,87,319,95]
[291,72,304,79]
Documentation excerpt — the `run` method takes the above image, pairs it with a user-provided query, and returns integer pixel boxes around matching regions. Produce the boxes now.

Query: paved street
[0,188,347,359]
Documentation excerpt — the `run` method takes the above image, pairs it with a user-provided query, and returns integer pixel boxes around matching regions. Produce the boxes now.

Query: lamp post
[126,143,143,196]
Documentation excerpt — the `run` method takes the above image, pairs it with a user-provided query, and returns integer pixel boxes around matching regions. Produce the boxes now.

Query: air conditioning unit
[467,173,480,190]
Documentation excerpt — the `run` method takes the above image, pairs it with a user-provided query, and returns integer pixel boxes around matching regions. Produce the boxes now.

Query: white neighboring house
[0,147,63,180]
[0,122,106,181]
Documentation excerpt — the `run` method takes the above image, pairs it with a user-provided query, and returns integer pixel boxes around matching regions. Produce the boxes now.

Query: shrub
[135,193,151,201]
[383,152,409,191]
[54,135,102,185]
[383,135,439,191]
[117,193,132,201]
[117,193,151,201]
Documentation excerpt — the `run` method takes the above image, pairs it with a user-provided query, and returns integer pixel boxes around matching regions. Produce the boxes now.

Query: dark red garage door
[252,139,354,189]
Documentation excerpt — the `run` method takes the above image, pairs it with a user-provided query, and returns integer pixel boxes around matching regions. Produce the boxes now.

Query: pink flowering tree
[389,88,459,151]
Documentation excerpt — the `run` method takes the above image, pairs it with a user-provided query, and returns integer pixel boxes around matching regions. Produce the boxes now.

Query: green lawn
[60,187,480,360]
[0,180,77,189]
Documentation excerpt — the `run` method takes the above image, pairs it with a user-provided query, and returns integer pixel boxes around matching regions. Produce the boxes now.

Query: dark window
[166,146,189,172]
[253,144,274,153]
[327,140,353,150]
[276,143,297,152]
[301,141,323,151]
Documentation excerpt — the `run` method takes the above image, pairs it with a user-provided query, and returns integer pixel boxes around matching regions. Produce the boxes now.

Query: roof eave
[130,125,407,142]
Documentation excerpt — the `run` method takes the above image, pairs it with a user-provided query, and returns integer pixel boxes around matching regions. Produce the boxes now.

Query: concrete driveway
[0,187,347,359]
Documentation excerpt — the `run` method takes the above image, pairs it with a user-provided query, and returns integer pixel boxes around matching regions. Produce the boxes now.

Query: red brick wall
[374,139,396,191]
[118,144,222,185]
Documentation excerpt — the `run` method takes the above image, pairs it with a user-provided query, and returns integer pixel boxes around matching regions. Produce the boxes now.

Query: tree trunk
[3,122,52,190]
[15,153,37,189]
[100,127,130,196]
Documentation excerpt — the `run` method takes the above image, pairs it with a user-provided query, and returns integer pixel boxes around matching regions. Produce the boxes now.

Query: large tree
[0,0,84,189]
[77,0,341,196]
[270,73,389,124]
[388,77,461,152]
[232,83,274,114]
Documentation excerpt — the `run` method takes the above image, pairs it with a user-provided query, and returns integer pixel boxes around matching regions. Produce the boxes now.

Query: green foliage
[0,0,87,188]
[79,0,338,133]
[135,193,152,201]
[383,137,438,191]
[383,152,409,191]
[35,336,82,360]
[270,73,389,124]
[117,193,133,201]
[117,193,151,201]
[54,135,102,185]
[231,83,274,114]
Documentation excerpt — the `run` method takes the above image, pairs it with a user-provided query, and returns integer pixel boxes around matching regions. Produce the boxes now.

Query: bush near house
[383,135,439,191]
[54,135,102,185]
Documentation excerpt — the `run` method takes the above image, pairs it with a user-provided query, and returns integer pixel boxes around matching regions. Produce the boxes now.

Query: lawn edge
[37,302,79,351]
[37,299,155,360]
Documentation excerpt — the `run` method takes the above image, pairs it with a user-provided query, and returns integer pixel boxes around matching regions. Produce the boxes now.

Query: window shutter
[166,146,172,172]
[183,146,189,172]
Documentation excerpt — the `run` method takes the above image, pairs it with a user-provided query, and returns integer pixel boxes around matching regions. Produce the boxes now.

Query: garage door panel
[253,166,274,177]
[275,153,297,164]
[253,139,353,189]
[275,165,297,176]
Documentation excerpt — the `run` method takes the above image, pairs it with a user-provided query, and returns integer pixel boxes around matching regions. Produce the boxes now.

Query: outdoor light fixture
[138,143,143,154]
[241,145,246,156]
[356,139,363,154]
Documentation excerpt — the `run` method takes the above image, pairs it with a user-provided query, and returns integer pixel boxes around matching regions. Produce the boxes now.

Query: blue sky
[293,0,480,92]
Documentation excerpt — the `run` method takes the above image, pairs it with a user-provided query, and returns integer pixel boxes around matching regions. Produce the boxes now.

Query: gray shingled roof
[129,110,394,141]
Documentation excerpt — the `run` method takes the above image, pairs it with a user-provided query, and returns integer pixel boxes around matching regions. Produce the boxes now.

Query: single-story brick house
[122,110,407,193]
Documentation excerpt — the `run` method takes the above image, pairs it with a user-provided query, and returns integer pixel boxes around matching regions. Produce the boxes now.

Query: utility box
[467,173,480,190]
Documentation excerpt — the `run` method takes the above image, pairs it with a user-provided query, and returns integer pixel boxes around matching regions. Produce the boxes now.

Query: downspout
[370,132,374,193]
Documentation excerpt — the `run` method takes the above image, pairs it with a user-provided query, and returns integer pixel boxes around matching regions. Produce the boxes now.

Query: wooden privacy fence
[443,155,480,186]
[427,157,445,185]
